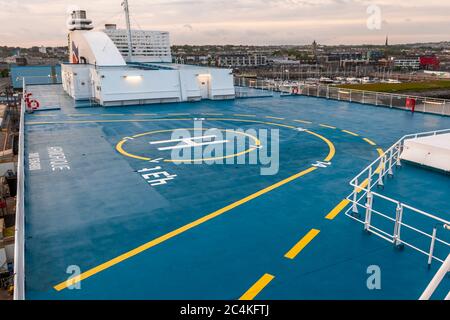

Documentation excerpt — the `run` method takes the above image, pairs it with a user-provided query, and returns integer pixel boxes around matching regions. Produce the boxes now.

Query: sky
[0,0,449,47]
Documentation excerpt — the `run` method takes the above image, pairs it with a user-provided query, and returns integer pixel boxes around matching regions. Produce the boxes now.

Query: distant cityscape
[1,40,450,82]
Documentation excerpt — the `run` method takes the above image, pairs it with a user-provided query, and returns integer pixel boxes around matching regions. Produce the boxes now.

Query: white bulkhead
[62,10,235,106]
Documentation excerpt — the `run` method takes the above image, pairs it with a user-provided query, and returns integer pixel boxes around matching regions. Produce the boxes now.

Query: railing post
[390,94,393,108]
[364,167,373,232]
[427,226,437,268]
[377,156,385,187]
[393,203,403,247]
[375,93,379,106]
[364,191,373,232]
[396,144,402,167]
[352,178,359,215]
[388,149,394,176]
[326,85,330,99]
[362,91,365,104]
[349,90,352,102]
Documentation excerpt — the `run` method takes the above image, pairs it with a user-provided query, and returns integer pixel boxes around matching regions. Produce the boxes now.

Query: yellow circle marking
[54,125,336,292]
[116,128,261,163]
[115,118,335,164]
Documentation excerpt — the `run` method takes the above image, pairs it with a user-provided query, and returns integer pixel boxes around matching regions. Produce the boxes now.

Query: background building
[217,54,268,67]
[393,58,421,70]
[420,56,440,70]
[103,24,172,63]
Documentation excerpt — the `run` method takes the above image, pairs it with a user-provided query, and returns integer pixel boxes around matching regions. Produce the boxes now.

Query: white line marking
[157,140,229,151]
[150,135,217,145]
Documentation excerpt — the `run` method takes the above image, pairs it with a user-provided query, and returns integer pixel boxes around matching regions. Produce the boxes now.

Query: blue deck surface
[24,85,450,300]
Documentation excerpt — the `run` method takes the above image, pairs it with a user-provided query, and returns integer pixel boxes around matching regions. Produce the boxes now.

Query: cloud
[0,0,449,46]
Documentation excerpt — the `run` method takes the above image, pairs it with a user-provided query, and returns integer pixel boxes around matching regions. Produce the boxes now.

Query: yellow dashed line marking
[284,229,320,260]
[294,119,312,124]
[265,116,285,120]
[325,145,384,223]
[54,167,322,291]
[319,124,336,129]
[239,274,275,301]
[325,199,351,220]
[363,138,377,146]
[27,118,194,125]
[377,148,384,157]
[233,114,256,117]
[342,130,359,137]
[29,115,354,294]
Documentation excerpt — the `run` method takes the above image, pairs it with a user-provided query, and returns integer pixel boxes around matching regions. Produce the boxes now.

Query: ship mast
[122,0,133,61]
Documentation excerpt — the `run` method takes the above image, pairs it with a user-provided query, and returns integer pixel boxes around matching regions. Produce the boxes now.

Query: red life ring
[27,99,40,110]
[24,93,32,103]
[24,93,40,110]
[292,87,299,95]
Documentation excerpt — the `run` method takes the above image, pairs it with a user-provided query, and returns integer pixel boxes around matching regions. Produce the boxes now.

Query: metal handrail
[235,78,450,116]
[345,129,450,266]
[322,84,450,104]
[13,78,26,300]
[419,254,450,300]
[235,77,450,103]
[350,128,450,186]
[308,84,450,116]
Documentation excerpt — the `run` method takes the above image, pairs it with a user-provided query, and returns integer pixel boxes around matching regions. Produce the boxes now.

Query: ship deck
[23,84,450,300]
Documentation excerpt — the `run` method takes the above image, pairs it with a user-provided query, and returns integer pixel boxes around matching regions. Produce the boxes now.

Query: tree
[0,69,9,78]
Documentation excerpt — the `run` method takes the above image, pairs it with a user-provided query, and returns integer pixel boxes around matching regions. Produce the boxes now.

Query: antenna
[122,0,133,61]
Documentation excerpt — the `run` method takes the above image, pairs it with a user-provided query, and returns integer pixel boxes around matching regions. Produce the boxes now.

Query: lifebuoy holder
[25,93,40,110]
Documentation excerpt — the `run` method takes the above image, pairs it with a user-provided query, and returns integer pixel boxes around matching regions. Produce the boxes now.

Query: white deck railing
[234,77,450,116]
[420,253,450,300]
[299,83,450,116]
[344,129,450,267]
[13,79,26,300]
